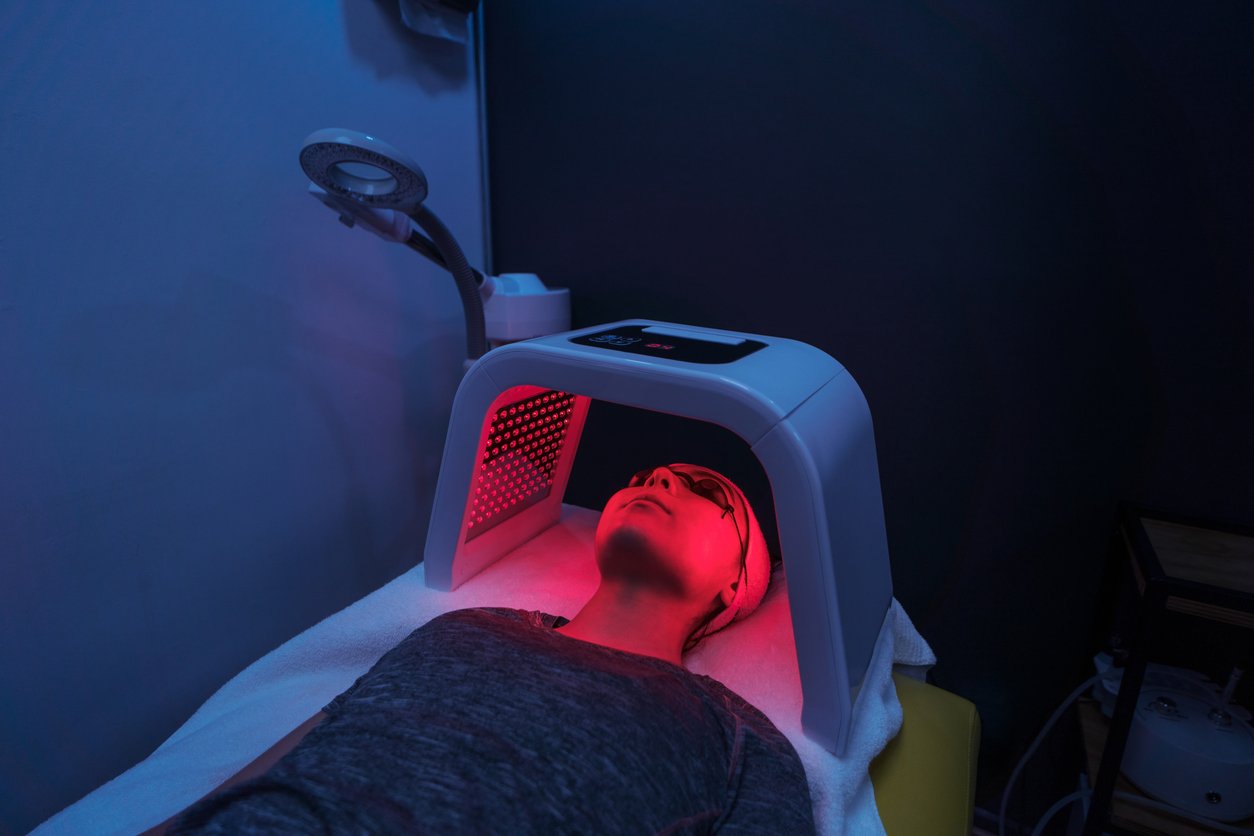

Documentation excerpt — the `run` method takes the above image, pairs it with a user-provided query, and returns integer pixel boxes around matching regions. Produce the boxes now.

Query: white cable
[999,673,1105,836]
[1031,790,1090,836]
[1114,791,1254,836]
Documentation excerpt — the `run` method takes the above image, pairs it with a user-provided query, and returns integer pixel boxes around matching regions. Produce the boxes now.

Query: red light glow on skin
[553,465,745,666]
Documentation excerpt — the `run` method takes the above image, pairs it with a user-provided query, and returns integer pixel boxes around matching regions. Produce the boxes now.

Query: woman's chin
[594,526,687,594]
[597,521,659,558]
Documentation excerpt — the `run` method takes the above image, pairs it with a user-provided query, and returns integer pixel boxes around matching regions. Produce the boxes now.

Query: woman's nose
[641,466,680,493]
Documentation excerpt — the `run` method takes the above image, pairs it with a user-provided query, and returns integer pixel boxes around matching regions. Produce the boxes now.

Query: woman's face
[594,464,745,604]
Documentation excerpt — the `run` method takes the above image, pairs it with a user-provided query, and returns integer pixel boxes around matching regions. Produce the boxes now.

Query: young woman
[158,464,814,834]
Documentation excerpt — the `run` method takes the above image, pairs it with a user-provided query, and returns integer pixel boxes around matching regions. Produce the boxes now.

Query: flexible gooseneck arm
[409,205,488,360]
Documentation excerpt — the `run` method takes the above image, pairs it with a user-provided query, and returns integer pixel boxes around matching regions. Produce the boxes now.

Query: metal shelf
[1083,505,1254,835]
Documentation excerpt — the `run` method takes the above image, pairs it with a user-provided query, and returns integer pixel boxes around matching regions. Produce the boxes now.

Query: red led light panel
[465,389,578,541]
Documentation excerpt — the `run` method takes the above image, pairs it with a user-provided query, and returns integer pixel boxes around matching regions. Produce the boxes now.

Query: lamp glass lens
[329,161,398,196]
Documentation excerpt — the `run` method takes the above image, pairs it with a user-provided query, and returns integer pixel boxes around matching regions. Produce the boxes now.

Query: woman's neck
[553,581,705,666]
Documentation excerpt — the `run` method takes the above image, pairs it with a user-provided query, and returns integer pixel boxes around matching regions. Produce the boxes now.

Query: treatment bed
[40,319,980,833]
[35,506,976,836]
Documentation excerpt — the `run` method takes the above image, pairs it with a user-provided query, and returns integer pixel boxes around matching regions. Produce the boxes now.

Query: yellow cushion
[869,674,980,836]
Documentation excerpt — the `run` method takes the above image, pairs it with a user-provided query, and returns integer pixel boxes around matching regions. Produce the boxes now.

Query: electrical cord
[1030,789,1089,836]
[403,231,487,305]
[405,230,447,268]
[999,674,1104,836]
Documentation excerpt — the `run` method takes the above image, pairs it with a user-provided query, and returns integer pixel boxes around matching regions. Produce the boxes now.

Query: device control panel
[569,324,767,364]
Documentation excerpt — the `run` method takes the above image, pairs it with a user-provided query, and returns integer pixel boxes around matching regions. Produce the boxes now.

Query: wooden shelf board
[1141,518,1254,596]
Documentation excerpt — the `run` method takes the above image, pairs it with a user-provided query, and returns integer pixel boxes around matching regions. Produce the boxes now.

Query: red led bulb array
[465,390,577,541]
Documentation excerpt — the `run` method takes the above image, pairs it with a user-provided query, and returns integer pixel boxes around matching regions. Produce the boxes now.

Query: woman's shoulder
[431,606,565,630]
[689,671,795,744]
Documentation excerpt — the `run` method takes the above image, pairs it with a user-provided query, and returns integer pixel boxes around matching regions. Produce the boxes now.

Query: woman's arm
[139,711,327,835]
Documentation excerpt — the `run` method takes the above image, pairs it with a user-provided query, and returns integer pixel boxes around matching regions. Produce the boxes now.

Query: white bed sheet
[35,505,933,835]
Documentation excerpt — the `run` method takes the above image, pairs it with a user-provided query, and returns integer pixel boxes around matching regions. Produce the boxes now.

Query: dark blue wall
[0,3,484,832]
[482,0,1254,811]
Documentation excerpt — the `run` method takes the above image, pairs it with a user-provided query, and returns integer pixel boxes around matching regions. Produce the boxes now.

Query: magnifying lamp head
[299,128,428,211]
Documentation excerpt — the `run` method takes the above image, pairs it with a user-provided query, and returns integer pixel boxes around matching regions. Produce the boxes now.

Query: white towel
[35,507,933,835]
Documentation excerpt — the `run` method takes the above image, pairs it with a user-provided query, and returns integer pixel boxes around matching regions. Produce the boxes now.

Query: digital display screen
[569,325,766,364]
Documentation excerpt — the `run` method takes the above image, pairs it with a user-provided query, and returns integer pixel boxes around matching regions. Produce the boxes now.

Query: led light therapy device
[425,320,894,755]
[297,130,891,756]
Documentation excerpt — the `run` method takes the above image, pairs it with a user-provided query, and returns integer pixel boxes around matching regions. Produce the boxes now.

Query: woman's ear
[718,576,740,608]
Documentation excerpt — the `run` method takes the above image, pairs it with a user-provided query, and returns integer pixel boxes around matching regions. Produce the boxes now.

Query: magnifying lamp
[299,128,489,360]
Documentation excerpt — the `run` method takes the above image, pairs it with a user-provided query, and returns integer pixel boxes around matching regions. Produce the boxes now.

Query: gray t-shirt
[171,607,814,834]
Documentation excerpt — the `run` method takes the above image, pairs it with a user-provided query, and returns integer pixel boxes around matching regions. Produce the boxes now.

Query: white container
[1123,686,1254,822]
